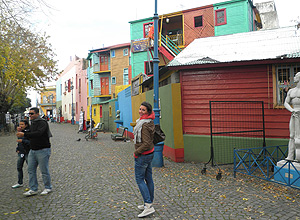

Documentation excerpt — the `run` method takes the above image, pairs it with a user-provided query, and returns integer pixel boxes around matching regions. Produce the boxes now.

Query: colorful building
[168,26,300,162]
[39,86,56,119]
[129,0,261,80]
[56,57,87,123]
[86,43,131,125]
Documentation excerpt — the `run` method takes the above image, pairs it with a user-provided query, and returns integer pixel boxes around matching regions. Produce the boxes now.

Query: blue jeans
[135,153,154,204]
[28,148,52,191]
[17,153,28,184]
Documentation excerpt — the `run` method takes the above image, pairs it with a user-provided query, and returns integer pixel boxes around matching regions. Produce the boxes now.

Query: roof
[168,26,300,67]
[89,43,130,54]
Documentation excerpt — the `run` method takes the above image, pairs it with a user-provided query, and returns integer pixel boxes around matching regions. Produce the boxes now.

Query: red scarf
[140,111,155,120]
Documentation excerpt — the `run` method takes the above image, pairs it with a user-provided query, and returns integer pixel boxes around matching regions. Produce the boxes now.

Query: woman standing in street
[133,102,155,218]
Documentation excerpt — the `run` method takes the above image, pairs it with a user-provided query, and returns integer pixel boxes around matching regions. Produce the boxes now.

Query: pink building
[74,58,88,125]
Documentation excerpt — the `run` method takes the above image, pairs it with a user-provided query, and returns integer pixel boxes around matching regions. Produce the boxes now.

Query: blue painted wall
[56,78,62,102]
[115,86,133,132]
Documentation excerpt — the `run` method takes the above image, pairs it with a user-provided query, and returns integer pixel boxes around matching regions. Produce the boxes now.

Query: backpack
[153,124,165,145]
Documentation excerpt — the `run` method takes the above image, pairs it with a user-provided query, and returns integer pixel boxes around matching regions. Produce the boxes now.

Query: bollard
[152,142,164,167]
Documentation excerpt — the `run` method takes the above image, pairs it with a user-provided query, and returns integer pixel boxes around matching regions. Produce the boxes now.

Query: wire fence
[210,101,266,165]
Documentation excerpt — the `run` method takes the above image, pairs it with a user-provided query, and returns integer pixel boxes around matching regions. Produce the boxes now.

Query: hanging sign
[131,38,150,53]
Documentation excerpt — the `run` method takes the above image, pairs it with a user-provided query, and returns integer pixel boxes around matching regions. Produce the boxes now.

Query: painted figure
[284,72,300,161]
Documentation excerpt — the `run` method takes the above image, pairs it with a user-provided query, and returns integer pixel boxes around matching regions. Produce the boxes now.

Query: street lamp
[50,94,54,121]
[65,82,75,125]
[71,82,74,125]
[152,0,164,167]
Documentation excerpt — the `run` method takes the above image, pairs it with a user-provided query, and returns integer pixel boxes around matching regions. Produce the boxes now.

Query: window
[109,106,112,117]
[94,108,96,116]
[194,16,203,27]
[123,48,128,56]
[143,22,153,38]
[79,78,81,94]
[90,79,93,90]
[100,105,103,118]
[111,50,115,58]
[123,68,129,85]
[215,9,226,26]
[145,61,153,75]
[111,77,116,85]
[275,64,300,106]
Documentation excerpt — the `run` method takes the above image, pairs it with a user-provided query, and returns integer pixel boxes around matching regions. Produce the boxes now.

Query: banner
[131,38,149,53]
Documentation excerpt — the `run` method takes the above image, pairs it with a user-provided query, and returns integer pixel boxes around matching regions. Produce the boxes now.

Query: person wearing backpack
[133,101,155,218]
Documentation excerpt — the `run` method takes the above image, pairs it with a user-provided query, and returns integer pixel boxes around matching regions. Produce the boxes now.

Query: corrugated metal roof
[168,26,300,67]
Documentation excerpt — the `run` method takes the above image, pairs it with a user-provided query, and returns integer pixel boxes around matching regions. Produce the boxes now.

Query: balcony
[167,33,183,47]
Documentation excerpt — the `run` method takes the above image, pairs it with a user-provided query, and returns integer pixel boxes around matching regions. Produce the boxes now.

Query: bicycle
[85,127,98,141]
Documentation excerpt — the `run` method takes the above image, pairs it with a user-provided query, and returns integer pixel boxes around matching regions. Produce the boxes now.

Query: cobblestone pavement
[1,123,300,220]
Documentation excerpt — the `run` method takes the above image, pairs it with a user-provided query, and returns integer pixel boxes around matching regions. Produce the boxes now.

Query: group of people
[13,107,53,196]
[12,102,156,218]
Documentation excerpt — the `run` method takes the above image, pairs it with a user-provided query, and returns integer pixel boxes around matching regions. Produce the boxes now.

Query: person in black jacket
[12,120,30,188]
[16,107,53,196]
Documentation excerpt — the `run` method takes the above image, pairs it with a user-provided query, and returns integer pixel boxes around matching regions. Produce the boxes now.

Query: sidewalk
[0,123,299,219]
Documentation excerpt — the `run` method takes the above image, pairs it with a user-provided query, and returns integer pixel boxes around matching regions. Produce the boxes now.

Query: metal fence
[233,145,300,189]
[209,101,266,165]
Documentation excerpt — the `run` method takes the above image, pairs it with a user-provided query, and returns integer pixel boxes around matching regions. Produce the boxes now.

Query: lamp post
[71,82,75,125]
[65,82,75,125]
[50,94,53,121]
[152,0,164,167]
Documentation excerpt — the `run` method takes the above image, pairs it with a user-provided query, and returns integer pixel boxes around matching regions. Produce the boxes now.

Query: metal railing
[234,145,300,188]
[160,35,182,56]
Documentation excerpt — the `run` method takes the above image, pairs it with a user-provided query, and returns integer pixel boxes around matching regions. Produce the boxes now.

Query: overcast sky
[28,0,300,105]
[35,0,300,71]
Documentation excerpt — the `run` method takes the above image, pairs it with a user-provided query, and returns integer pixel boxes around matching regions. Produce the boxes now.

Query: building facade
[86,43,131,125]
[39,86,56,119]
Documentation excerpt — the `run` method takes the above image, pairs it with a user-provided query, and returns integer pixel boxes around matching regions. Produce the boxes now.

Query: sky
[28,0,300,105]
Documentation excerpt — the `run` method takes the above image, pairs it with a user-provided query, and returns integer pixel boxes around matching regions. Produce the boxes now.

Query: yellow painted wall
[115,85,130,97]
[172,83,184,149]
[131,92,146,123]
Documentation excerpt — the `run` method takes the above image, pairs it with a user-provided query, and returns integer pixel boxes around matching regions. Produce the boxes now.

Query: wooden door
[100,55,108,71]
[101,77,109,95]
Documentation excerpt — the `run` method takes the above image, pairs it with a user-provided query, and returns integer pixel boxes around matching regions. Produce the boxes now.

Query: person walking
[12,119,30,188]
[133,102,156,218]
[16,107,52,196]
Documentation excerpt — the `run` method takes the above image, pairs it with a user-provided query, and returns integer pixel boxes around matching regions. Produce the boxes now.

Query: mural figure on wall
[284,72,300,161]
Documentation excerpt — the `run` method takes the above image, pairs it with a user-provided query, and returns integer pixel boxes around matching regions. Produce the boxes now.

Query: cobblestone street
[1,123,300,219]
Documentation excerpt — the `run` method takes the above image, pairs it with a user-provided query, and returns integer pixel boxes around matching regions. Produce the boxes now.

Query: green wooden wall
[214,0,253,36]
[130,17,152,78]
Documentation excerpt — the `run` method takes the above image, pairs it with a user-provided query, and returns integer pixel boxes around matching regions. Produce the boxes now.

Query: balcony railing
[167,34,183,46]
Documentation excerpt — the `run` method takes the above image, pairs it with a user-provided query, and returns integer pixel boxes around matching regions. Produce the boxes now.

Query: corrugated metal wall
[181,65,290,139]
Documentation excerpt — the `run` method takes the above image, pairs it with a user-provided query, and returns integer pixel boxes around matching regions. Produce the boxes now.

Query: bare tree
[0,0,53,24]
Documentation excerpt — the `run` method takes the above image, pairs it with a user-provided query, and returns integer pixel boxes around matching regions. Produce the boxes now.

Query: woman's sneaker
[23,190,38,197]
[137,205,145,210]
[138,203,155,218]
[12,184,23,188]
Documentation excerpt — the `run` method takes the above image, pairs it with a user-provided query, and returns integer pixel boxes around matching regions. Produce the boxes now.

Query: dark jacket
[134,121,155,156]
[24,117,51,150]
[16,128,30,154]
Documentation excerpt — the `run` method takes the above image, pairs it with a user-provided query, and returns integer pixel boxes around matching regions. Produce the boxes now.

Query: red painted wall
[183,5,215,46]
[180,65,290,139]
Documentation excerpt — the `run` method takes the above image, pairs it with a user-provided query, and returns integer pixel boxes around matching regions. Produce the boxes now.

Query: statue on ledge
[284,72,300,161]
